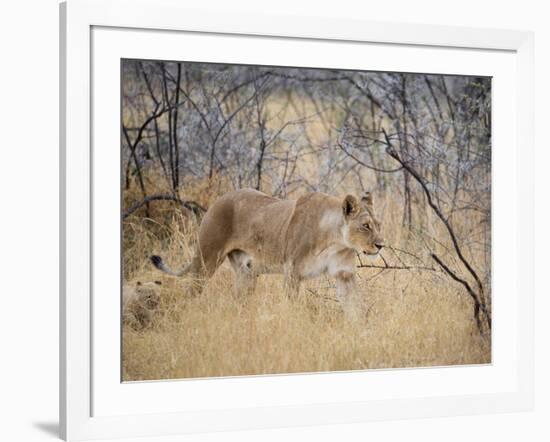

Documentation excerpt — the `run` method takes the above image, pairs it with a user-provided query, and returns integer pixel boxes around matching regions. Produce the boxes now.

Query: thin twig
[357,263,437,272]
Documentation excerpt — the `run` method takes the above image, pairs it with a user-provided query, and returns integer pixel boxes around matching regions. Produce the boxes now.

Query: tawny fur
[123,280,162,329]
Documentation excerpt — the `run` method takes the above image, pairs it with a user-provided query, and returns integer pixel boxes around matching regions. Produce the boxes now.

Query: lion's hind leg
[283,272,301,299]
[227,250,257,298]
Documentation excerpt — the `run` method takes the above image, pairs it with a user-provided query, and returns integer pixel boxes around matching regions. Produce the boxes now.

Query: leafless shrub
[121,60,492,379]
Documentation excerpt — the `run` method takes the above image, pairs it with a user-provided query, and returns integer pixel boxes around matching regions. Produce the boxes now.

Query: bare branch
[382,129,485,298]
[123,194,206,219]
[431,253,491,332]
[356,263,437,272]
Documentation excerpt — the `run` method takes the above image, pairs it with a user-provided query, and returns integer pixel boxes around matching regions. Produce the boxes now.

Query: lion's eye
[362,223,371,230]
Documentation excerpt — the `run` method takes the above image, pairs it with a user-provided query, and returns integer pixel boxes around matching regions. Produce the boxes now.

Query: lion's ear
[343,195,360,218]
[362,192,374,211]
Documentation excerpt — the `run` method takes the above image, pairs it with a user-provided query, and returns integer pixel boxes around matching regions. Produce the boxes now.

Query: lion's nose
[375,242,384,251]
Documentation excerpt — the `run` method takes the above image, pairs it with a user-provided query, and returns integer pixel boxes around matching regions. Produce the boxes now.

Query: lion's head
[123,280,162,330]
[342,192,385,256]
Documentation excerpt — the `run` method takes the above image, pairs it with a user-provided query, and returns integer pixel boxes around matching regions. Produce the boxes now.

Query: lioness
[151,189,384,311]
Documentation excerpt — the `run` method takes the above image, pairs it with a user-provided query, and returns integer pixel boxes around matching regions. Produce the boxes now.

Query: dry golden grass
[122,185,490,381]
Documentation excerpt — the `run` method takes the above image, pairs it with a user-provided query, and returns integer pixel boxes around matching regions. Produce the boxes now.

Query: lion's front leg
[334,270,362,319]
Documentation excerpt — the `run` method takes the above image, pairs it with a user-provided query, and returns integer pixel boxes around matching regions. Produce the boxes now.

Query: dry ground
[122,186,490,381]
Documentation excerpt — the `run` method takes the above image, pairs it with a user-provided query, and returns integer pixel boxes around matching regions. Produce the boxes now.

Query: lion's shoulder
[295,192,342,217]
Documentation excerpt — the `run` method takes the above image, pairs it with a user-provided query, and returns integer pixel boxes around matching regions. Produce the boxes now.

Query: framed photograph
[60,0,534,440]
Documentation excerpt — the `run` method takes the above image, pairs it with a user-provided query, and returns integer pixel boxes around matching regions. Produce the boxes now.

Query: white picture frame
[60,0,534,440]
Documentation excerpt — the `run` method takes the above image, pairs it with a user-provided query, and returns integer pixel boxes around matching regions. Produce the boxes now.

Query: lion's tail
[150,255,190,277]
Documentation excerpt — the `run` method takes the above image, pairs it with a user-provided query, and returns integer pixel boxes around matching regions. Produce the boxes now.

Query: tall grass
[122,182,490,381]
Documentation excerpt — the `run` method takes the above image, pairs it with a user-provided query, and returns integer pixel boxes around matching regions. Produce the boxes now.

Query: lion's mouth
[362,250,379,256]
